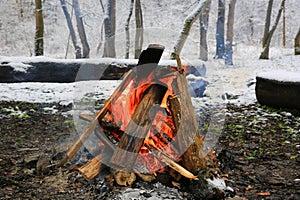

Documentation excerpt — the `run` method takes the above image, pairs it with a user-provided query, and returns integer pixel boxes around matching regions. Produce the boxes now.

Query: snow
[1,46,300,106]
[257,70,300,83]
[9,62,34,73]
[0,81,119,106]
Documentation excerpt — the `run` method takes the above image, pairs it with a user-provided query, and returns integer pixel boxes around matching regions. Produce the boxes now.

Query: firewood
[168,96,181,133]
[145,144,198,180]
[110,84,168,169]
[133,169,156,182]
[111,169,136,186]
[58,44,164,168]
[57,70,134,167]
[78,154,103,180]
[173,54,206,174]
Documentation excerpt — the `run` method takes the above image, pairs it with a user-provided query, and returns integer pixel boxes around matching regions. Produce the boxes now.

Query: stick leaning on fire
[57,44,199,180]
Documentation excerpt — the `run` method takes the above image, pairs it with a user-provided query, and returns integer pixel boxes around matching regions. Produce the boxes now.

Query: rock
[187,74,208,97]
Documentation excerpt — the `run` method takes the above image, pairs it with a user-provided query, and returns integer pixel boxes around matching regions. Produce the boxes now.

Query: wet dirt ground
[0,101,299,199]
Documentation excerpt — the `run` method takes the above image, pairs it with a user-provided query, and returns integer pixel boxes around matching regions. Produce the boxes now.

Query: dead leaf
[229,142,235,147]
[257,191,271,196]
[246,185,253,191]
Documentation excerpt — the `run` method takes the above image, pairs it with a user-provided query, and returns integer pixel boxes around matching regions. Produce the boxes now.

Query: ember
[58,44,219,190]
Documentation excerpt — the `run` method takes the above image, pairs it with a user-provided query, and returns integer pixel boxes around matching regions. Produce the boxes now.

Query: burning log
[110,84,168,169]
[58,44,213,188]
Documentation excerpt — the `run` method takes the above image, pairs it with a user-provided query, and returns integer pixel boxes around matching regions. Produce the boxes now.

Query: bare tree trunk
[35,0,44,56]
[262,0,273,47]
[282,1,286,48]
[171,0,209,59]
[295,28,300,55]
[125,0,134,59]
[134,0,143,59]
[96,0,106,55]
[248,15,254,41]
[103,0,116,57]
[214,0,225,59]
[225,0,237,65]
[16,0,24,19]
[60,0,81,59]
[73,0,90,58]
[199,0,211,61]
[260,0,286,59]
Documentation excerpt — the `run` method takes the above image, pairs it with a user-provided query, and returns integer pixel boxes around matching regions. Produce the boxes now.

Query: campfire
[58,44,219,188]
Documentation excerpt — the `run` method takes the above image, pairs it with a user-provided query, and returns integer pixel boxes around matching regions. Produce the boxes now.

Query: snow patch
[10,62,34,73]
[257,70,300,83]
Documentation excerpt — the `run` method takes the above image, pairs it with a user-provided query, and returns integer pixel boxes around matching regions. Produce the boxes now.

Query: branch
[171,0,209,59]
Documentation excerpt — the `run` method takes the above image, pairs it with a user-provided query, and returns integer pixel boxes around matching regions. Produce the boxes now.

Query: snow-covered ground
[1,46,299,107]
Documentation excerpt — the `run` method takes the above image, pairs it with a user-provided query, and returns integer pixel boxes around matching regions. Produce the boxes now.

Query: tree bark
[60,0,81,59]
[134,0,144,59]
[171,0,209,59]
[262,0,273,48]
[125,0,134,59]
[225,0,237,65]
[295,28,300,55]
[103,0,116,57]
[73,0,90,58]
[199,0,211,61]
[260,0,285,60]
[214,0,225,59]
[35,0,44,56]
[282,1,286,47]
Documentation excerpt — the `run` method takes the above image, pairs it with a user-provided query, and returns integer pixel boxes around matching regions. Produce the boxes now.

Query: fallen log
[256,70,300,111]
[0,57,205,83]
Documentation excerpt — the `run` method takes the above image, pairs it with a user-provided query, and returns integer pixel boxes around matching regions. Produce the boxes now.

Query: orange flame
[104,65,183,173]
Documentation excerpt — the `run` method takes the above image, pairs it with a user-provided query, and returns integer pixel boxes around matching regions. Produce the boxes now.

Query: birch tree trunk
[225,0,237,65]
[214,0,225,59]
[73,0,90,58]
[125,0,134,59]
[60,0,81,59]
[282,1,286,47]
[259,0,285,60]
[199,0,211,61]
[295,28,300,55]
[262,0,273,48]
[35,0,44,56]
[171,0,208,59]
[134,0,144,59]
[103,0,116,58]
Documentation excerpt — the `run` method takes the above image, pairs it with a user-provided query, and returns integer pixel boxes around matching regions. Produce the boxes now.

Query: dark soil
[0,101,299,199]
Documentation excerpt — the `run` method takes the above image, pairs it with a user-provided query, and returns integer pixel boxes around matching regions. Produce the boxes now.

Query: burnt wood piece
[110,84,168,169]
[256,75,300,111]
